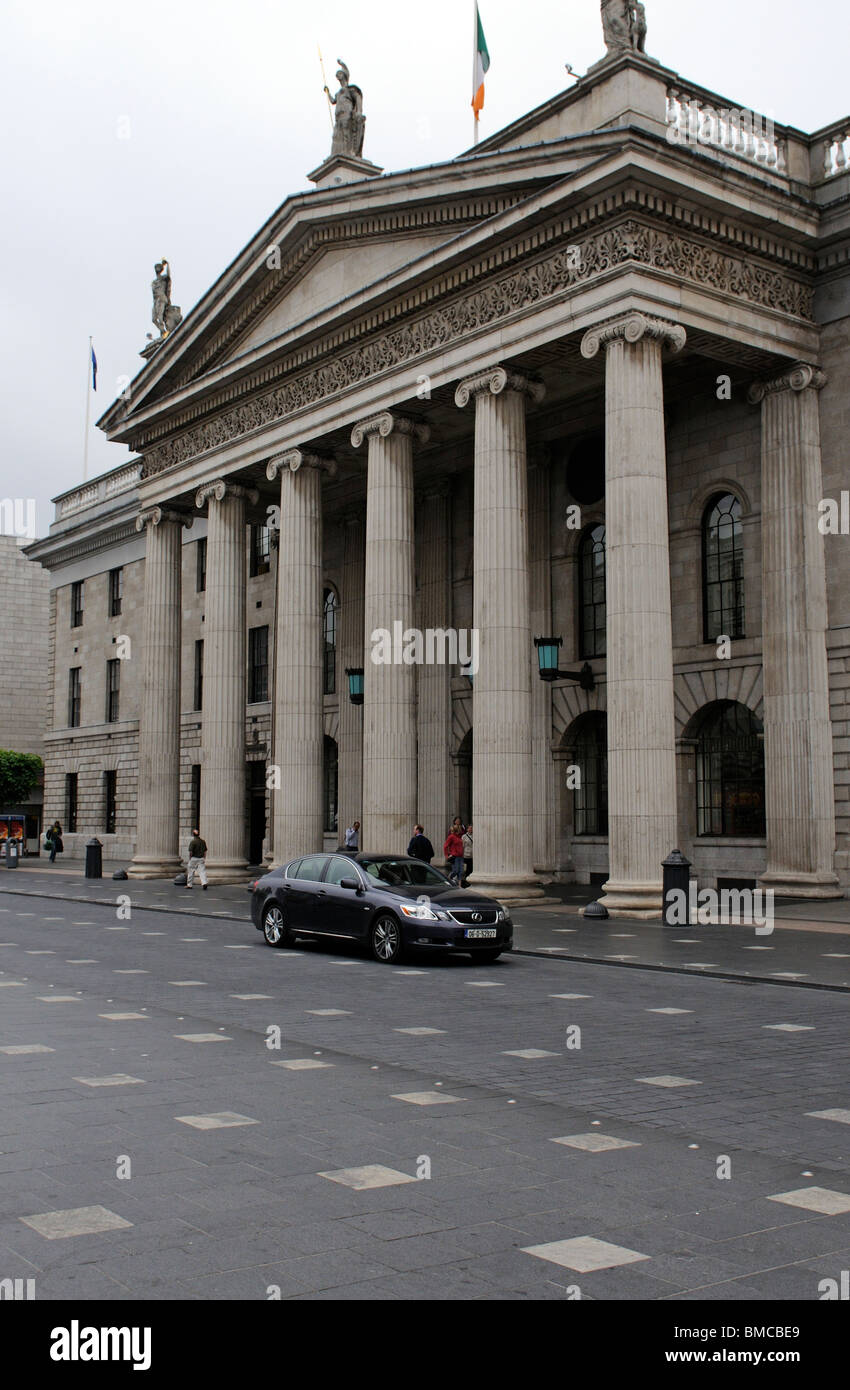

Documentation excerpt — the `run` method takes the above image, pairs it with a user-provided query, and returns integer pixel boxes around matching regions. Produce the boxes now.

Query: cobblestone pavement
[1,891,849,1300]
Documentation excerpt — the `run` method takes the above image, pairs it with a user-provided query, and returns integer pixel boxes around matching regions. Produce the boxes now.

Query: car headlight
[399,904,450,921]
[496,908,508,922]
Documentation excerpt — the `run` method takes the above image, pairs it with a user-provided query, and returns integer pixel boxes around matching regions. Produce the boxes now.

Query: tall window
[196,537,207,593]
[323,736,338,834]
[323,588,338,695]
[248,626,269,704]
[104,770,117,835]
[105,659,120,723]
[696,702,765,837]
[191,764,201,828]
[71,581,84,628]
[572,714,608,836]
[250,524,271,577]
[109,567,123,617]
[578,524,606,659]
[194,640,204,712]
[68,668,81,727]
[65,773,78,832]
[703,493,744,641]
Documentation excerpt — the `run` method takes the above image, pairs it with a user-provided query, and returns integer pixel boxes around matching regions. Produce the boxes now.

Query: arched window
[578,524,606,659]
[703,494,744,641]
[323,588,338,695]
[695,702,765,837]
[571,713,608,837]
[323,736,338,834]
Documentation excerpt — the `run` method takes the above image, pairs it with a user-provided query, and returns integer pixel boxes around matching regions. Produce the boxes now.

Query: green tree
[0,750,44,809]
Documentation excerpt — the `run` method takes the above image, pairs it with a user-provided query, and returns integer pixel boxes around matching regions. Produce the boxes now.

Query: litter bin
[662,848,691,926]
[85,837,103,880]
[5,838,20,869]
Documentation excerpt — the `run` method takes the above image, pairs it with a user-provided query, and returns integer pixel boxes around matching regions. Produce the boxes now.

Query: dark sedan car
[248,852,513,964]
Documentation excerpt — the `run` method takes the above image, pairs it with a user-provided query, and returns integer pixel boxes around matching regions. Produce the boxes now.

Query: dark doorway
[458,730,472,828]
[247,762,267,865]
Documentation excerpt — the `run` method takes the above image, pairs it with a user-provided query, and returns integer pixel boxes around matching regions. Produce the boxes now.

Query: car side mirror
[340,876,361,893]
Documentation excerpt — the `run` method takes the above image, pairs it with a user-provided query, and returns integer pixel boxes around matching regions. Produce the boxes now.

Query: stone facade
[25,47,850,910]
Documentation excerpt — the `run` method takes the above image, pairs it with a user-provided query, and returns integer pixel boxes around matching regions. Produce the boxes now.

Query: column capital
[350,411,430,449]
[267,450,338,481]
[748,362,828,405]
[454,365,545,409]
[580,312,687,360]
[194,480,260,510]
[135,505,193,533]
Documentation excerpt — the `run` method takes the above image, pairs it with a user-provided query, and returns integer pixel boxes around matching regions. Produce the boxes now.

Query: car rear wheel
[473,949,502,964]
[370,914,403,964]
[262,902,291,948]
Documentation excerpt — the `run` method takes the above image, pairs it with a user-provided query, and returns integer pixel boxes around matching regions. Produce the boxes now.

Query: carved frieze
[140,217,814,479]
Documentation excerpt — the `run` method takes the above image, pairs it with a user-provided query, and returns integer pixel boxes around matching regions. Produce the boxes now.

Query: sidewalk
[2,857,848,989]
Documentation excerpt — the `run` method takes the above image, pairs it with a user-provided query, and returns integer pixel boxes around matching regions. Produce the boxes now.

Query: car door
[313,856,370,938]
[287,854,327,930]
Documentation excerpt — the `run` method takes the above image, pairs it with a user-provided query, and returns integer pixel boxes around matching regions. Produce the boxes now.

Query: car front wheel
[262,901,291,949]
[370,914,403,964]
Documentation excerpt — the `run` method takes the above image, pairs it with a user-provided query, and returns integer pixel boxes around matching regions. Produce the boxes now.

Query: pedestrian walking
[443,819,466,886]
[407,825,434,862]
[462,823,473,884]
[45,821,63,864]
[186,829,208,889]
[344,820,360,853]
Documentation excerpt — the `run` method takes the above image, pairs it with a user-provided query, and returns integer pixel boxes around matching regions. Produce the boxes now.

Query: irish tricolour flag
[472,3,490,123]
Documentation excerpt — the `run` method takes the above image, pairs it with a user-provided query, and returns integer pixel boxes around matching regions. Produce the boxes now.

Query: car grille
[448,909,498,925]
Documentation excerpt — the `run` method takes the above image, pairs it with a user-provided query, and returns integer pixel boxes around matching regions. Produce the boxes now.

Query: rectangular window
[194,639,204,712]
[248,626,269,703]
[191,764,201,829]
[105,659,120,723]
[250,524,271,577]
[65,773,78,832]
[71,581,84,628]
[105,770,117,835]
[196,537,207,593]
[109,567,123,617]
[68,668,81,727]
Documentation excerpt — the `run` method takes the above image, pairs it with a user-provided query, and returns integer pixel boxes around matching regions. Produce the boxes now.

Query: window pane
[579,526,606,659]
[696,702,765,837]
[703,495,744,640]
[293,855,326,882]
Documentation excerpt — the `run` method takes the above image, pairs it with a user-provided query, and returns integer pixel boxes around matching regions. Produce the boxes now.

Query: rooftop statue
[601,0,647,54]
[324,60,366,159]
[150,259,182,339]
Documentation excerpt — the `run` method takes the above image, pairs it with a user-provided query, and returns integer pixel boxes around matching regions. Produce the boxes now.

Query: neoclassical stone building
[28,33,850,912]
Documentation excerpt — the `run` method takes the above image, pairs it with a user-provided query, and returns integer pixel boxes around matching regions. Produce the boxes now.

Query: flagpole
[83,336,92,482]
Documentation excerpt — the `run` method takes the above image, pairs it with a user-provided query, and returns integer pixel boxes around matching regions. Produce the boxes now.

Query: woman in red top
[443,819,466,886]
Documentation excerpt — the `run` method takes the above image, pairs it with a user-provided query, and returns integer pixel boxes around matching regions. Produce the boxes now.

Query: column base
[203,860,254,885]
[598,880,663,920]
[467,874,548,908]
[126,856,183,881]
[758,870,843,900]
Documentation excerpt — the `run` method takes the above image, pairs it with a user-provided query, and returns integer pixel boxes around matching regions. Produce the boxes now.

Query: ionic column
[267,450,334,866]
[749,364,840,897]
[339,510,365,835]
[195,479,258,880]
[529,459,557,872]
[351,411,429,851]
[455,366,545,900]
[581,312,686,917]
[128,506,190,878]
[417,486,452,851]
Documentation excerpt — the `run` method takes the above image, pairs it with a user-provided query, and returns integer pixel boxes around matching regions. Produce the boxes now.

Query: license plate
[465,928,497,939]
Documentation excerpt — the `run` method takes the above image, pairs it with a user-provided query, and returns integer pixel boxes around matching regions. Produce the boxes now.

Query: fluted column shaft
[582,313,686,916]
[268,452,329,865]
[352,412,427,852]
[339,513,365,836]
[196,480,256,878]
[750,365,840,897]
[128,507,186,877]
[456,367,544,895]
[529,461,557,871]
[417,487,452,850]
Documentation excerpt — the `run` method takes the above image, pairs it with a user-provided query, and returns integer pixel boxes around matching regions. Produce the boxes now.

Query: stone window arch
[694,701,764,837]
[702,493,744,642]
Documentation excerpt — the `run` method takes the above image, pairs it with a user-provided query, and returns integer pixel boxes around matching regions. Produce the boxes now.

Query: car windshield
[360,858,450,888]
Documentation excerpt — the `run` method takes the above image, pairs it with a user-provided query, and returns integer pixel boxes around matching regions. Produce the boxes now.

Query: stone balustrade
[666,88,787,174]
[56,462,142,519]
[820,124,850,179]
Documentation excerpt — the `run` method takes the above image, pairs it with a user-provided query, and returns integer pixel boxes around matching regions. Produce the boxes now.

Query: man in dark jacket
[407,825,434,862]
[186,830,208,889]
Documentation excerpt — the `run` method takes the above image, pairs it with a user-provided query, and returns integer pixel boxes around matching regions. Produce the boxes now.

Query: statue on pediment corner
[150,259,183,339]
[324,59,366,158]
[601,0,647,54]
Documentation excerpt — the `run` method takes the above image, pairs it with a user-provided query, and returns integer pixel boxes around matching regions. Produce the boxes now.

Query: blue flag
[90,343,97,391]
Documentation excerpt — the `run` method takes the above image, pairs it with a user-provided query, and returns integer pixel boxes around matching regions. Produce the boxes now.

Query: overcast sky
[2,0,847,538]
